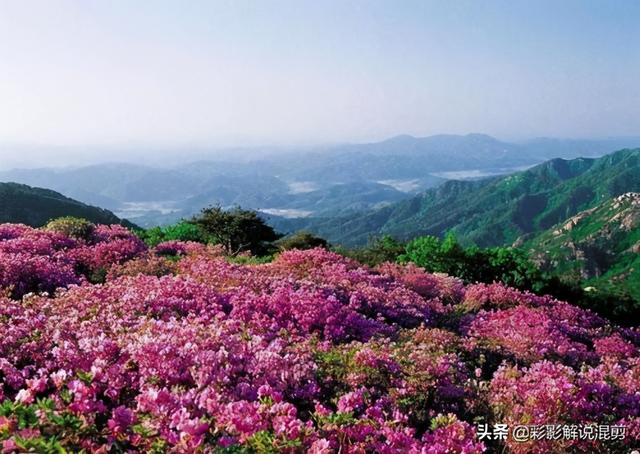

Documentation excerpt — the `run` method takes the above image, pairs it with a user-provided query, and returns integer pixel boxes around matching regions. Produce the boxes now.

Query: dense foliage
[0,182,131,228]
[340,232,638,325]
[191,207,280,256]
[336,235,405,268]
[1,222,639,452]
[275,231,328,252]
[400,234,554,293]
[138,208,282,257]
[137,221,207,247]
[44,217,96,241]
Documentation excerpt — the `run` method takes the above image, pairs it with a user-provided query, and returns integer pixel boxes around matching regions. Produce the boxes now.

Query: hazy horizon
[1,0,639,165]
[2,132,640,170]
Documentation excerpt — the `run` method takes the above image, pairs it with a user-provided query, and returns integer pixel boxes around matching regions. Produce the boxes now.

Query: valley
[2,134,638,228]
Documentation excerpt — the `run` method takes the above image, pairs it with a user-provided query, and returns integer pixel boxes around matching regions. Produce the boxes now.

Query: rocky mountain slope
[526,192,640,300]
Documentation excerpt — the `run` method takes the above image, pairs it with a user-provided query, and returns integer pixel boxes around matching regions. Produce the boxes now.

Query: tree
[400,233,544,287]
[336,235,405,267]
[138,221,206,247]
[191,206,280,255]
[399,233,467,277]
[276,231,328,251]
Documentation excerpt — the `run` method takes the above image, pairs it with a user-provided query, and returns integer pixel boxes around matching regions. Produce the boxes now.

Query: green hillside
[274,149,640,246]
[526,192,640,302]
[0,182,135,227]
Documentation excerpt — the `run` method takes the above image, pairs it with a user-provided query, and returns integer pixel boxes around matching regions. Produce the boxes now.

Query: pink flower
[107,406,136,435]
[14,389,34,404]
[0,233,638,452]
[309,438,332,453]
[337,389,366,413]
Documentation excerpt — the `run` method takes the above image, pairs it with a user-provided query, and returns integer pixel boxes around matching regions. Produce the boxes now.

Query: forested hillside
[0,182,133,227]
[527,192,640,302]
[273,149,640,246]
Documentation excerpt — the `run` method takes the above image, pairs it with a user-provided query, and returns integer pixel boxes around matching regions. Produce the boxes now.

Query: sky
[0,0,639,162]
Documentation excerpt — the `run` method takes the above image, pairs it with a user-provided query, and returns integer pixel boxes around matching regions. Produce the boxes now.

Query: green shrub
[399,232,639,325]
[138,221,206,247]
[336,235,405,267]
[399,232,545,289]
[227,254,274,265]
[44,217,95,241]
[275,231,328,251]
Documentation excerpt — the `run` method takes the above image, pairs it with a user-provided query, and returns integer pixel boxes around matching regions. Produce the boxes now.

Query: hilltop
[0,182,134,227]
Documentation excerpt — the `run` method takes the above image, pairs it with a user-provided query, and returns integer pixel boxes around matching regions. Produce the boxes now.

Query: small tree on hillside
[139,221,206,247]
[191,206,280,255]
[276,231,328,251]
[400,233,467,277]
[337,235,405,266]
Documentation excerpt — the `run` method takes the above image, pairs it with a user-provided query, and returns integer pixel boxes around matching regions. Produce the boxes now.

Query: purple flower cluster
[1,228,639,452]
[0,223,146,299]
[490,358,640,453]
[154,240,211,257]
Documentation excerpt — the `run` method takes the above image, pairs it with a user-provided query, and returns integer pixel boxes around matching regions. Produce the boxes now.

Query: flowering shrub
[489,360,640,453]
[106,254,178,279]
[44,216,96,240]
[69,225,147,278]
[0,252,80,298]
[154,240,210,257]
[377,262,465,303]
[422,414,486,454]
[0,223,146,298]
[594,333,639,360]
[465,305,596,366]
[1,230,639,452]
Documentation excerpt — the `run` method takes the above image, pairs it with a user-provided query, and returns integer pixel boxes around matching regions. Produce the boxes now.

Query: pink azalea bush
[0,223,146,298]
[153,240,217,257]
[0,225,639,452]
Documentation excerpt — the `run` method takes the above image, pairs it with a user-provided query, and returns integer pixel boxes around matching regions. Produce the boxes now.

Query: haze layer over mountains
[2,134,639,229]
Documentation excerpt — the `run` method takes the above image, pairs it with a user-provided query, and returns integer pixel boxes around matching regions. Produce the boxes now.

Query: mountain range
[271,148,640,246]
[2,140,638,303]
[2,134,638,227]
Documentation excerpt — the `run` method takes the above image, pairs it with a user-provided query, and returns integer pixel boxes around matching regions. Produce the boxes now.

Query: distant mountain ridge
[270,148,640,246]
[0,182,134,227]
[1,134,639,227]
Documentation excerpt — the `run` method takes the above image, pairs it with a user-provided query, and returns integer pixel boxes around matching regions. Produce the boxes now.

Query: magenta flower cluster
[0,225,639,452]
[0,223,145,299]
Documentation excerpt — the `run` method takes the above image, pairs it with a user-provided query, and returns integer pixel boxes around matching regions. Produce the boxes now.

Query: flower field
[0,223,639,453]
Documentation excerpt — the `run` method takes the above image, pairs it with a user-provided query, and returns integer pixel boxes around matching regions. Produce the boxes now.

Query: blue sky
[0,0,638,150]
